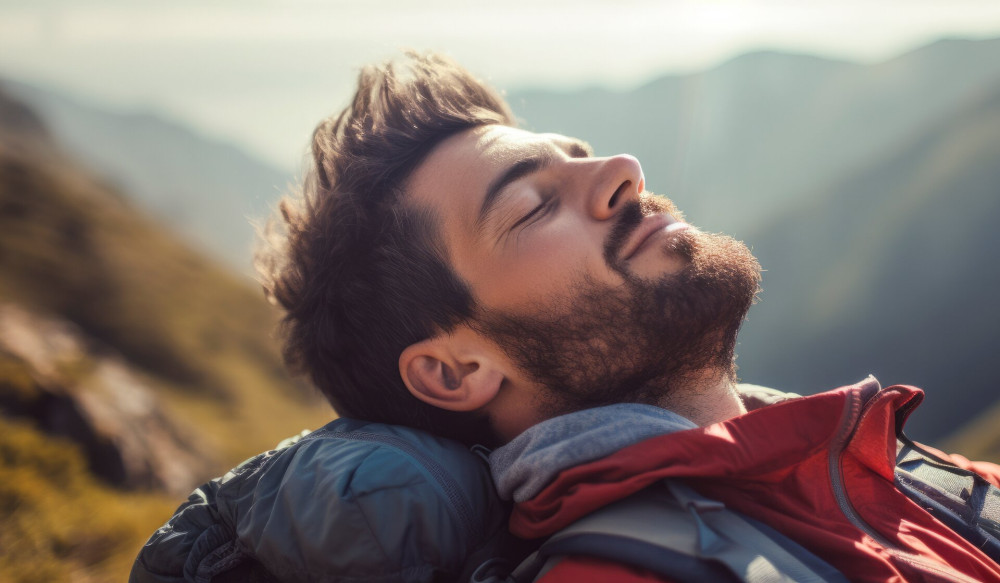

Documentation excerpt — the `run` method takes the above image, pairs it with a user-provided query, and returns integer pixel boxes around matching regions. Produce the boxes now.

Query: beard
[474,195,761,416]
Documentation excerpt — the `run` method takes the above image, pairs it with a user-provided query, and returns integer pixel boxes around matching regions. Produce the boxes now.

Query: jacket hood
[490,402,698,503]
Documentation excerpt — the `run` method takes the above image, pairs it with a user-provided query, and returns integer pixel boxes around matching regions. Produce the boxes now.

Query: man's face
[406,125,760,414]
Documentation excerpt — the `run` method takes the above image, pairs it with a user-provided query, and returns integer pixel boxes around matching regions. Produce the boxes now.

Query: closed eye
[509,195,557,232]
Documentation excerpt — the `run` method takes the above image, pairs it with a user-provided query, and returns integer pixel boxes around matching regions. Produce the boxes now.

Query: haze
[3,0,1000,171]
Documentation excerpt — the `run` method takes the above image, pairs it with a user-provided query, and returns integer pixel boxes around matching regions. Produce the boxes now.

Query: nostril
[609,180,631,208]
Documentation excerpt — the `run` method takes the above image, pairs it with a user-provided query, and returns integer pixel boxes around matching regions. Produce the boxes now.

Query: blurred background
[2,1,1000,580]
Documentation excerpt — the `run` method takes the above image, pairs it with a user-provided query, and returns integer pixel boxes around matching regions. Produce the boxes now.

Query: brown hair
[257,52,515,444]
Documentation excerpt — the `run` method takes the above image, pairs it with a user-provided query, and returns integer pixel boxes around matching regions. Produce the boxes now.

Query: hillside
[508,37,1000,447]
[736,80,1000,445]
[3,79,293,272]
[9,37,998,274]
[0,88,332,582]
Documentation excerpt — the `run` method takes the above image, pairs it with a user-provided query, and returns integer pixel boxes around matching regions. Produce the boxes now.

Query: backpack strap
[895,434,1000,563]
[509,480,847,583]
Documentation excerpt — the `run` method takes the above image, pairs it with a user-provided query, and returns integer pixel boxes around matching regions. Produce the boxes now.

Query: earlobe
[399,335,505,412]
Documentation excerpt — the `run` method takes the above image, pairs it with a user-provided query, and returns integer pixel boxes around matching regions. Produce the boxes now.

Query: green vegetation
[0,417,175,582]
[0,119,332,462]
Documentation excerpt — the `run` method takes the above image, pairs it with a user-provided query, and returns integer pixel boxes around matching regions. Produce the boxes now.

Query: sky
[3,0,1000,171]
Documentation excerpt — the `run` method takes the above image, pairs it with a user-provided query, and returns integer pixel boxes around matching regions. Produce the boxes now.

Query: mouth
[620,214,690,261]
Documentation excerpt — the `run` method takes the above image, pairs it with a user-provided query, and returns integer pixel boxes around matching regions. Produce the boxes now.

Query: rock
[0,303,216,495]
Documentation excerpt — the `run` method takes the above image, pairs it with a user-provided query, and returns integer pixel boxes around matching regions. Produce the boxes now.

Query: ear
[399,329,505,412]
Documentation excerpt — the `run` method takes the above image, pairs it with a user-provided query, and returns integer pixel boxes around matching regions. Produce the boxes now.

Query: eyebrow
[475,138,592,230]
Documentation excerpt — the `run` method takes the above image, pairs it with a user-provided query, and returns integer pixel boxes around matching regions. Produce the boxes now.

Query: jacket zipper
[342,430,482,542]
[827,389,983,583]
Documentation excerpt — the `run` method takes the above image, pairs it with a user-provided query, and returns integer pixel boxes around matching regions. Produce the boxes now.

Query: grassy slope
[0,417,176,582]
[0,94,332,581]
[0,120,333,460]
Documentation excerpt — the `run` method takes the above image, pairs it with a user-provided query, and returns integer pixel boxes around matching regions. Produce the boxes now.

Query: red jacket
[511,380,1000,583]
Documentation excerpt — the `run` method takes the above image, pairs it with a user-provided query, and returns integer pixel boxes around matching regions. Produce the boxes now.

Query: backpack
[499,480,849,583]
[894,434,1000,561]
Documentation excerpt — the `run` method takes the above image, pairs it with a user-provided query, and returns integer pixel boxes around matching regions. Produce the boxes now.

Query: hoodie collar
[489,403,698,502]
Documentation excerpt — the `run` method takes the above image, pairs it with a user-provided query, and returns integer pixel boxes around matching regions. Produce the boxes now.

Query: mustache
[603,200,644,267]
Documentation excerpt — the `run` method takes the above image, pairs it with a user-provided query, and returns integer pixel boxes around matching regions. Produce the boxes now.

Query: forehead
[405,124,571,227]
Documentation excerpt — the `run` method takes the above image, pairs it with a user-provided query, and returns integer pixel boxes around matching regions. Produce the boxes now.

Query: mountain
[509,37,1000,447]
[0,85,331,463]
[509,37,1000,240]
[9,37,999,273]
[1,80,293,272]
[0,87,331,582]
[735,79,1000,444]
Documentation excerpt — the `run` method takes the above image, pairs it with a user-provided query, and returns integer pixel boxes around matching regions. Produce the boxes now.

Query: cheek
[474,223,611,311]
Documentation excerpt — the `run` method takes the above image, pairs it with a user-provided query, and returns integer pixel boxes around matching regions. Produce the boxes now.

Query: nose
[585,154,644,220]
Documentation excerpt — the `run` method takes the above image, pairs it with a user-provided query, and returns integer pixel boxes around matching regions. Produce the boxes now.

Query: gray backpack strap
[510,480,847,583]
[895,435,1000,562]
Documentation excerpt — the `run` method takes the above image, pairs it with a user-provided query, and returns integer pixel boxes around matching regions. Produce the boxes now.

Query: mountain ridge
[2,79,293,272]
[736,78,1000,442]
[509,36,1000,238]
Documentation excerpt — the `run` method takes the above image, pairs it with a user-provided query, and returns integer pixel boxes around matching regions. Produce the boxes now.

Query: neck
[656,369,746,426]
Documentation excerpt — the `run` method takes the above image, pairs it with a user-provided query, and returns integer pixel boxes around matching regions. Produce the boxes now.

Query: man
[255,52,1000,581]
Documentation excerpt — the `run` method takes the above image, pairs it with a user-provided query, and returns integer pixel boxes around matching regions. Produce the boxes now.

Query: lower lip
[630,222,690,259]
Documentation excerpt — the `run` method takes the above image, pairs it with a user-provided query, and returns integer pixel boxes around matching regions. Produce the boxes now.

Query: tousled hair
[257,52,515,444]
